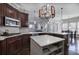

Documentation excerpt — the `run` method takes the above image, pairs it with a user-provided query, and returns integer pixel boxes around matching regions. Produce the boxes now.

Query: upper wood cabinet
[0,4,16,17]
[18,12,28,27]
[0,4,5,16]
[0,16,3,26]
[0,3,28,27]
[2,4,17,19]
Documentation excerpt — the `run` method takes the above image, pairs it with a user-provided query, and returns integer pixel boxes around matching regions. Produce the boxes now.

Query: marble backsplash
[0,26,20,34]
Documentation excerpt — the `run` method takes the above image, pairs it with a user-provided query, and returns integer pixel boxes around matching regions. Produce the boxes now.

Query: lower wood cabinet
[0,34,31,55]
[6,37,17,55]
[16,36,22,52]
[0,41,2,55]
[7,41,17,54]
[22,34,30,48]
[0,33,68,55]
[1,40,7,55]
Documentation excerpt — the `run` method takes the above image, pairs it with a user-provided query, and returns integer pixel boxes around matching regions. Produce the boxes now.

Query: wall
[19,27,29,33]
[48,3,79,33]
[0,26,20,34]
[8,3,79,33]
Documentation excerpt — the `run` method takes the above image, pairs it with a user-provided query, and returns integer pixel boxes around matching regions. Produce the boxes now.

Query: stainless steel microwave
[4,16,21,27]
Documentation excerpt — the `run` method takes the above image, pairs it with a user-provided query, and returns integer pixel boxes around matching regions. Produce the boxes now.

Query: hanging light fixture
[61,8,63,20]
[61,8,63,31]
[39,4,55,19]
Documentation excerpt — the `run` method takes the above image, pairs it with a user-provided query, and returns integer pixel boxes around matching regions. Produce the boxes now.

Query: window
[62,23,68,31]
[69,22,76,31]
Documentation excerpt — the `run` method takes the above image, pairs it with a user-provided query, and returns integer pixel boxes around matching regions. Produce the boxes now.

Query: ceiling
[54,3,79,19]
[9,3,79,19]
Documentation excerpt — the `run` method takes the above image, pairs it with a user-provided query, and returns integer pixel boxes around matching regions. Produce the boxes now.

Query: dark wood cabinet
[0,33,68,55]
[18,12,28,27]
[0,42,2,55]
[0,4,3,16]
[16,36,22,51]
[1,40,7,55]
[6,37,17,54]
[0,3,5,16]
[0,34,30,55]
[6,4,17,19]
[0,4,17,19]
[22,34,30,48]
[0,3,28,27]
[0,16,4,26]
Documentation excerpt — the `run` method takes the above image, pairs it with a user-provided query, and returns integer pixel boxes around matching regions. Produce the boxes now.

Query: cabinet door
[1,40,7,55]
[16,36,22,51]
[22,35,30,48]
[0,16,3,26]
[0,4,4,26]
[6,5,17,19]
[23,14,28,27]
[0,4,3,16]
[6,37,17,55]
[18,12,28,27]
[0,42,2,55]
[0,3,16,18]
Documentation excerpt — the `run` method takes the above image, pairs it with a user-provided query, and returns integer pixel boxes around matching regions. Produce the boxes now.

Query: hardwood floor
[17,48,30,55]
[8,37,79,55]
[68,37,79,55]
[12,38,79,55]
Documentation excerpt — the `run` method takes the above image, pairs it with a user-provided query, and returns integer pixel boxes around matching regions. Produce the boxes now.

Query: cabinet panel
[0,4,17,19]
[0,3,28,26]
[7,41,17,54]
[18,12,28,27]
[16,36,22,51]
[6,4,17,19]
[1,40,7,55]
[0,4,3,16]
[0,34,30,55]
[0,42,2,55]
[0,16,3,26]
[6,37,17,55]
[22,35,30,48]
[0,4,5,26]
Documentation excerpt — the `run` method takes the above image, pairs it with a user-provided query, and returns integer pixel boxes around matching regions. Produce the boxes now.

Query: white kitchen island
[30,35,65,55]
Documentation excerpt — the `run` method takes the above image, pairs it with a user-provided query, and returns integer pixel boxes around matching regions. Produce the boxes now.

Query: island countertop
[0,32,68,41]
[31,35,65,47]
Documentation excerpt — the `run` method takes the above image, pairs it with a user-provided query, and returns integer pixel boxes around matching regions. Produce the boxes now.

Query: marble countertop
[31,35,65,47]
[0,32,67,41]
[0,33,26,41]
[49,32,68,35]
[28,32,68,35]
[0,32,43,41]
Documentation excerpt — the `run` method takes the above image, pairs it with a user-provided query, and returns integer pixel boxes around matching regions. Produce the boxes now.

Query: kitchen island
[31,35,65,55]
